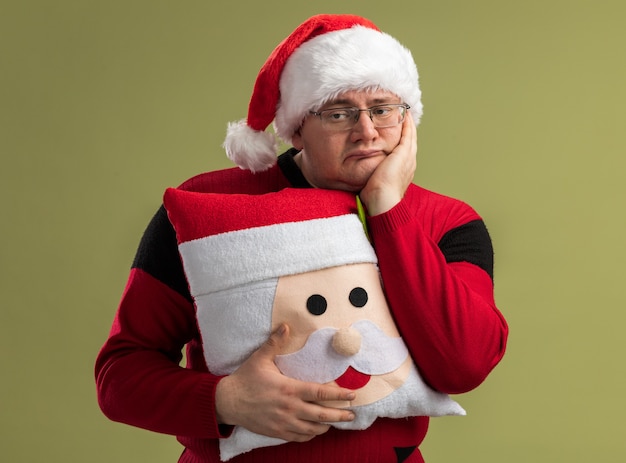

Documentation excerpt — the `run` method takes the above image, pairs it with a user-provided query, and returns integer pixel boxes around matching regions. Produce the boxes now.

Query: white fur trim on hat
[178,213,377,296]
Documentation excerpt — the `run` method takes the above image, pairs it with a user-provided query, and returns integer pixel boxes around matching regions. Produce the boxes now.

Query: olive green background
[1,1,624,462]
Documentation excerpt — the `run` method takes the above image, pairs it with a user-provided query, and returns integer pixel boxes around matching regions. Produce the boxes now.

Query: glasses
[309,103,410,131]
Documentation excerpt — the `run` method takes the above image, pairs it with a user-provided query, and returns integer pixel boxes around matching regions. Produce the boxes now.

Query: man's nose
[332,327,362,356]
[350,111,378,139]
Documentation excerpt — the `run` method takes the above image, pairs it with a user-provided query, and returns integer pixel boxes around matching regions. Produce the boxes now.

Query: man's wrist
[215,376,234,425]
[360,190,402,216]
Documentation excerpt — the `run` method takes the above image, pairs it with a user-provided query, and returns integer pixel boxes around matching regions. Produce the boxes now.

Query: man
[95,14,508,463]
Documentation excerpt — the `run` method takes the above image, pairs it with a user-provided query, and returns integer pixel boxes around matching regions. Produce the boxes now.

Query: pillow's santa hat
[163,187,377,375]
[223,14,423,172]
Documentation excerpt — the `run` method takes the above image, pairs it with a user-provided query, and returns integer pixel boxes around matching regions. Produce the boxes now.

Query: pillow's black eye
[349,287,368,308]
[306,294,327,315]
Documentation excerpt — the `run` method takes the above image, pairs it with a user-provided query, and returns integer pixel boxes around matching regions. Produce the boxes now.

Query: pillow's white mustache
[275,319,408,383]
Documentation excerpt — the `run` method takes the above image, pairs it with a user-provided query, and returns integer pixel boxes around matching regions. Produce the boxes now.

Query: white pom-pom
[222,120,278,173]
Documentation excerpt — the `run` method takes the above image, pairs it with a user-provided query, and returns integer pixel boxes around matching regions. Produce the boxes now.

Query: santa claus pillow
[163,187,464,461]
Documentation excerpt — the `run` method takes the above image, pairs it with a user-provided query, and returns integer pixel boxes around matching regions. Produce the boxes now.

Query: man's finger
[299,382,356,404]
[298,400,356,424]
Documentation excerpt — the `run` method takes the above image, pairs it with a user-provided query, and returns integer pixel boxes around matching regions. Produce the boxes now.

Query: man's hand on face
[359,112,417,216]
[215,324,356,442]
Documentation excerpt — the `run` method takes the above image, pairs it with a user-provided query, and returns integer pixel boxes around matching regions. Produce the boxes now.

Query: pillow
[163,187,464,461]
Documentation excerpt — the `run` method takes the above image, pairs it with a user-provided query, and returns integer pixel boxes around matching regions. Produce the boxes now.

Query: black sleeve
[437,219,494,281]
[131,206,193,302]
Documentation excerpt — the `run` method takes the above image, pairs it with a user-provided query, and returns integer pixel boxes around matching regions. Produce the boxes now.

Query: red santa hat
[223,14,423,172]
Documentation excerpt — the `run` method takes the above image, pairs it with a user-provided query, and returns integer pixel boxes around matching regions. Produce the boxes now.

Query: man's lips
[335,366,371,389]
[346,149,384,160]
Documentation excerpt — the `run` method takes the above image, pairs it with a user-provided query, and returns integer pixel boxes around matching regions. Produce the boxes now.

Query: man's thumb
[261,323,289,355]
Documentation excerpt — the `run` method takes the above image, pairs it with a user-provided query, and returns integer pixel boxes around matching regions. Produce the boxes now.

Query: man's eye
[372,106,392,116]
[326,110,351,121]
[306,294,327,315]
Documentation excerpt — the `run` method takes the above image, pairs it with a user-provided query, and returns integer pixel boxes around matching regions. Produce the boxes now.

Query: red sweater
[95,151,508,463]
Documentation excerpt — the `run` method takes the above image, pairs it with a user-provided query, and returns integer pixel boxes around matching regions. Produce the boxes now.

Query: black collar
[277,148,312,188]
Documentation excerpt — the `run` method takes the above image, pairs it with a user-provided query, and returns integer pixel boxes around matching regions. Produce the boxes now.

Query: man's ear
[291,128,304,150]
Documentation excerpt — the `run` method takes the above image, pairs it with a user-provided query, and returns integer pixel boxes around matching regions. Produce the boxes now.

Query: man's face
[292,89,404,192]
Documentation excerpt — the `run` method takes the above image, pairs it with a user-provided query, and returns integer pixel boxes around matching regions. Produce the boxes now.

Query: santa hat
[223,14,423,173]
[163,187,377,375]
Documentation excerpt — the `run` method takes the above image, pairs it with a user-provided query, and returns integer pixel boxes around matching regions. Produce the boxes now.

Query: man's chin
[340,170,378,193]
[349,158,384,187]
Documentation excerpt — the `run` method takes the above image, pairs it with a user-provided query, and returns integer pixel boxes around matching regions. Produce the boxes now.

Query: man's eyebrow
[324,99,352,107]
[323,97,400,108]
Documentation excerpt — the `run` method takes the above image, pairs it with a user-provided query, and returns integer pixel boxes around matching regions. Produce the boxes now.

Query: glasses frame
[309,103,411,131]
